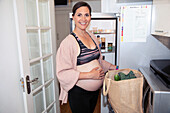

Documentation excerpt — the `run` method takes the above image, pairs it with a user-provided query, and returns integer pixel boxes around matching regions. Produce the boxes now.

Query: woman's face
[73,6,91,31]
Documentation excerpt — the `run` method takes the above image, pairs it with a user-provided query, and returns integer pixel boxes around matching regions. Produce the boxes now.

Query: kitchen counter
[139,67,170,92]
[139,67,170,113]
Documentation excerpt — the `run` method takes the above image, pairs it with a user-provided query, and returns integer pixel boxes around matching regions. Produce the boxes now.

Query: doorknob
[26,75,39,94]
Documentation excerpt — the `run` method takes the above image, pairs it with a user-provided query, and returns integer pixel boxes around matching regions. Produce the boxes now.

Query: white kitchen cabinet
[151,0,170,37]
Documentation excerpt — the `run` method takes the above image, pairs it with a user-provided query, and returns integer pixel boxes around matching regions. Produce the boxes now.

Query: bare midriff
[76,59,103,91]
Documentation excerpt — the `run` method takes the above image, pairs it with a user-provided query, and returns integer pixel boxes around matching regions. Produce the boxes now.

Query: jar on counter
[108,43,113,52]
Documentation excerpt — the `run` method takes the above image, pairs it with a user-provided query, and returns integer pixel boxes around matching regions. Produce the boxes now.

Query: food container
[108,43,113,52]
[101,37,106,50]
[98,29,103,33]
[92,27,98,33]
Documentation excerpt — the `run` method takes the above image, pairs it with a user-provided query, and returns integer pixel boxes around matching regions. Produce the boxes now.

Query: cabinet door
[151,0,170,37]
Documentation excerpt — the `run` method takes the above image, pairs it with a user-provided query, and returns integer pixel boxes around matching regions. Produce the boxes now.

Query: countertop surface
[139,67,170,92]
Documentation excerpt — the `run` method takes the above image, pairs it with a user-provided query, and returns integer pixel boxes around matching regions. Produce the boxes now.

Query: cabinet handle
[155,30,163,33]
[155,30,168,34]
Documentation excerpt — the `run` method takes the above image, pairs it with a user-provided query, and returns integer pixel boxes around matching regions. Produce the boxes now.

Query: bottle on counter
[101,37,106,52]
[97,35,101,49]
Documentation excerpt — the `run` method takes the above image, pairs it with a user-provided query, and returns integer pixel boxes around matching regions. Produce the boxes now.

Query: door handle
[27,77,38,83]
[26,75,39,94]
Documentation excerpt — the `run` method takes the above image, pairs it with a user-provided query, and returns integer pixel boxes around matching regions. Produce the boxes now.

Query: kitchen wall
[0,0,25,113]
[71,0,101,12]
[119,35,170,69]
[101,0,170,69]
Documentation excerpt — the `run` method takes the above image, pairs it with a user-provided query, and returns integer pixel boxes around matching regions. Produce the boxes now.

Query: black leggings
[68,85,99,113]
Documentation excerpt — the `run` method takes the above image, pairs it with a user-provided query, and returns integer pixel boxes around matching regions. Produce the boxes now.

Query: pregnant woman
[56,1,117,113]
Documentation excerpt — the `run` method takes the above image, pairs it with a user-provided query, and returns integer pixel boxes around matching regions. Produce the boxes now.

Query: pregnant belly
[76,60,103,91]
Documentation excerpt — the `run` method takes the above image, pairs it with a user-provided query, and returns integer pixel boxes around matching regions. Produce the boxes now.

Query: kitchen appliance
[119,5,153,70]
[150,59,170,88]
[139,59,170,113]
[70,13,119,113]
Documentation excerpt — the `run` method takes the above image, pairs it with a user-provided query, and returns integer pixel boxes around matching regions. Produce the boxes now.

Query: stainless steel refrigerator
[69,13,120,113]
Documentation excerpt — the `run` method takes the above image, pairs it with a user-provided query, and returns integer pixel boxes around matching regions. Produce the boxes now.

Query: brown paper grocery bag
[103,69,143,113]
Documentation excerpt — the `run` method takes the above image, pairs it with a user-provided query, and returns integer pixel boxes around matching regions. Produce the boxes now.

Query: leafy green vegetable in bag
[128,70,136,79]
[118,71,136,80]
[118,72,127,80]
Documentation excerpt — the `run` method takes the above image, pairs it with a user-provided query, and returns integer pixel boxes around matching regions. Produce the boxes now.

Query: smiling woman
[56,1,117,113]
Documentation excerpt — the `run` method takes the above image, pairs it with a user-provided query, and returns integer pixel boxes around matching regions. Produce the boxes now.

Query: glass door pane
[27,30,40,60]
[45,82,54,107]
[39,0,49,27]
[24,0,38,26]
[33,89,45,113]
[30,61,42,90]
[47,105,55,113]
[41,30,51,56]
[43,57,52,82]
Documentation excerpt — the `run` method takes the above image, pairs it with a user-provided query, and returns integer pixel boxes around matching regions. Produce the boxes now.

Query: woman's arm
[56,36,80,92]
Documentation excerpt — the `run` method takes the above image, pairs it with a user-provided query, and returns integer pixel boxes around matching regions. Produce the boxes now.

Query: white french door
[13,0,59,113]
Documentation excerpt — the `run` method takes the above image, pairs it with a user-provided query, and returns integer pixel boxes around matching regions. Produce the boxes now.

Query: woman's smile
[79,22,87,26]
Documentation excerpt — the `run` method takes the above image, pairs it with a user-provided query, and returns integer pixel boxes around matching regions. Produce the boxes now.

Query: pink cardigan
[56,31,112,104]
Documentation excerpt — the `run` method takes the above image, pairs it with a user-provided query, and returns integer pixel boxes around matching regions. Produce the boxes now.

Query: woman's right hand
[89,67,105,80]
